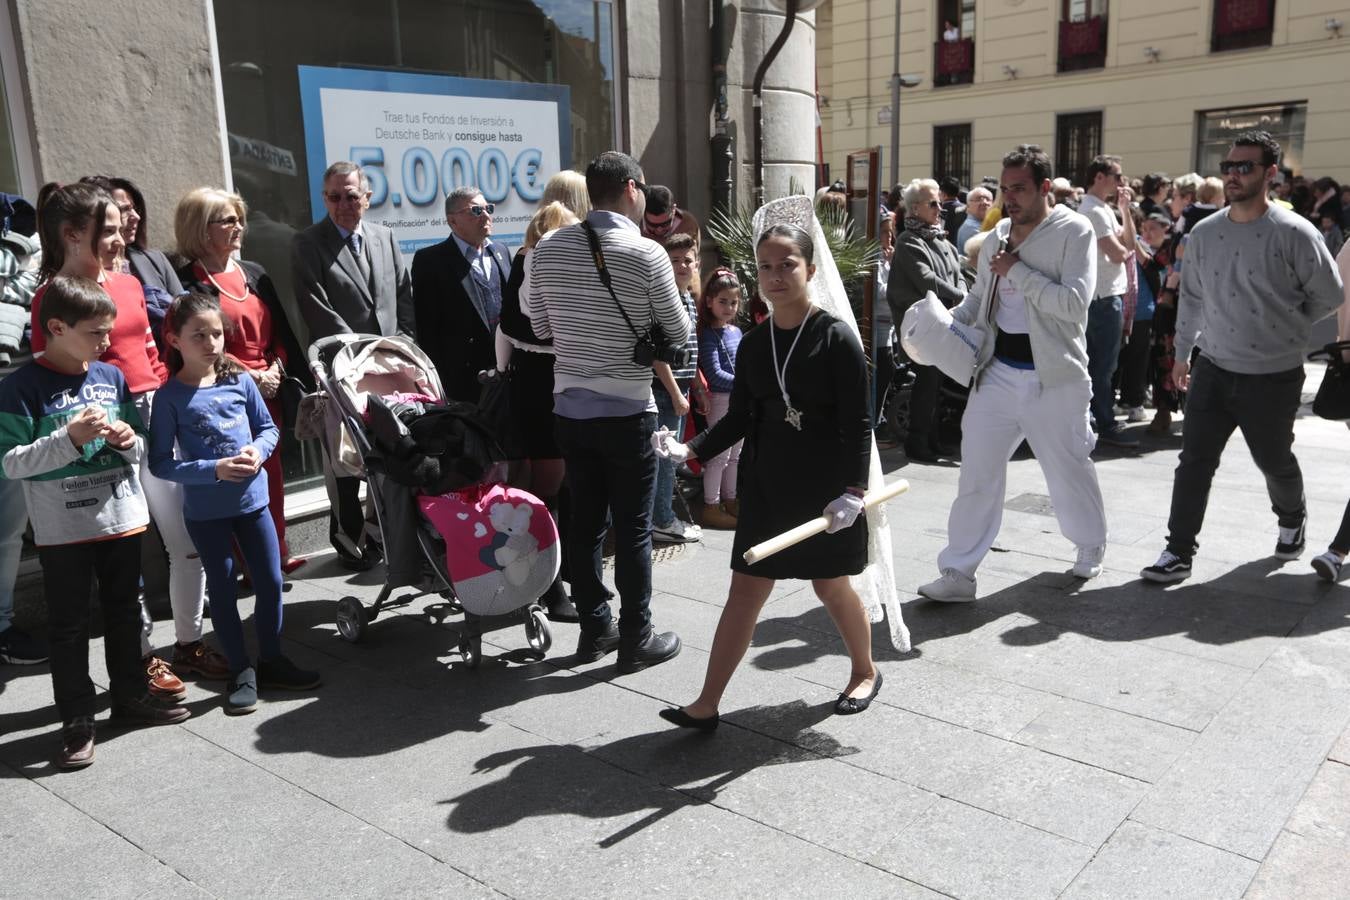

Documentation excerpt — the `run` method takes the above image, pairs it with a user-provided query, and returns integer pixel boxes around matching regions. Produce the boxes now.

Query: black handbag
[1308,341,1350,421]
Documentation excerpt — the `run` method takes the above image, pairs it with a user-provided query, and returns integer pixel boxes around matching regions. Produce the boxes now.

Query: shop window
[933,124,972,189]
[1055,112,1102,188]
[212,0,617,490]
[1211,0,1275,53]
[1059,0,1107,72]
[1195,102,1305,177]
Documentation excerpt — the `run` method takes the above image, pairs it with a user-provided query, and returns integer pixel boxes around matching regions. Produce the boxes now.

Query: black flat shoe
[834,670,883,716]
[659,707,720,732]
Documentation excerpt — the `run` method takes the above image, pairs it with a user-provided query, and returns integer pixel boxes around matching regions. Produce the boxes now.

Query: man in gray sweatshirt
[1142,131,1345,583]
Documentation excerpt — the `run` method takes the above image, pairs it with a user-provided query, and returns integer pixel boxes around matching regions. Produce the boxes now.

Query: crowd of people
[0,130,1347,767]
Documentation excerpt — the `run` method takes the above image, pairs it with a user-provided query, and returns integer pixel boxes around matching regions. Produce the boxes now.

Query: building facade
[0,0,818,505]
[818,0,1350,190]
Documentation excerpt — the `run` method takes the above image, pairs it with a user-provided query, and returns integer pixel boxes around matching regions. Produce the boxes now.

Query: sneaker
[653,518,701,544]
[1312,550,1344,583]
[257,655,322,691]
[226,667,258,715]
[56,716,96,770]
[918,569,977,603]
[1126,406,1147,423]
[108,693,191,726]
[1097,426,1140,449]
[1141,550,1192,583]
[0,626,49,665]
[144,655,186,700]
[1275,518,1306,561]
[1072,544,1106,579]
[171,640,231,681]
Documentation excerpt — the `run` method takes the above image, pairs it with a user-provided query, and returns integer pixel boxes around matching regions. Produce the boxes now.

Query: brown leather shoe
[722,498,740,519]
[57,716,96,770]
[172,640,231,681]
[701,503,738,530]
[109,693,192,726]
[1147,410,1172,435]
[144,655,187,700]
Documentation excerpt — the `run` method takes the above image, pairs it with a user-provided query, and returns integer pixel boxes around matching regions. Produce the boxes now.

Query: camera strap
[580,221,644,342]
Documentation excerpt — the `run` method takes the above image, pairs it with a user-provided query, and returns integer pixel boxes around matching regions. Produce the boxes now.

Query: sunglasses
[631,179,649,196]
[209,215,242,228]
[455,204,495,217]
[1218,160,1261,176]
[324,192,366,205]
[926,200,940,209]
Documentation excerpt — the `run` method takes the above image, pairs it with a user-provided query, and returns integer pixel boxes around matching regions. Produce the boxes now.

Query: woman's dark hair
[162,291,241,379]
[36,182,113,284]
[38,274,116,338]
[698,267,742,330]
[756,223,814,265]
[79,174,149,248]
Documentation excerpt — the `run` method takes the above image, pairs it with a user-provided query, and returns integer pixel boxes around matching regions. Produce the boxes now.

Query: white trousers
[937,361,1108,578]
[135,391,208,648]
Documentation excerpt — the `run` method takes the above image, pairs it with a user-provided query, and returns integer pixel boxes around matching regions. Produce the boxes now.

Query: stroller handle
[307,332,382,380]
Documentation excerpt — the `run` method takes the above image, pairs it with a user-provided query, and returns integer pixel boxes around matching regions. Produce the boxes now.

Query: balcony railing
[1212,0,1274,52]
[1058,16,1107,72]
[933,38,974,87]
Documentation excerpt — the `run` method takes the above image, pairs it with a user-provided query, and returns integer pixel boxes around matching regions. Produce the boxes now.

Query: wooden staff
[742,479,910,565]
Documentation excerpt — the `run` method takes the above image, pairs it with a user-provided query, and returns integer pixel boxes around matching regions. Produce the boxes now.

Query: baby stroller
[308,333,555,667]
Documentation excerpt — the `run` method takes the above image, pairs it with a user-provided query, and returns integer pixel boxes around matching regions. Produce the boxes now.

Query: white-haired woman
[885,178,967,463]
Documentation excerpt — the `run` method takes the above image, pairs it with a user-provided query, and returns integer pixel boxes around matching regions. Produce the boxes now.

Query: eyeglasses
[209,215,242,228]
[1218,160,1260,176]
[116,203,139,218]
[323,192,366,205]
[454,204,495,217]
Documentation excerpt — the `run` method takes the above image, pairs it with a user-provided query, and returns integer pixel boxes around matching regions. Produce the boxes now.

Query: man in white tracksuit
[919,144,1108,602]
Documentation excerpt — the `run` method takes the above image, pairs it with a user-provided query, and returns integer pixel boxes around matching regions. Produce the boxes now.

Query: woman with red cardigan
[30,182,220,691]
[173,188,307,574]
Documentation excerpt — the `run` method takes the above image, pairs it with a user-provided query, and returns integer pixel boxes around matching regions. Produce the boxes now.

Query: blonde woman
[174,187,307,574]
[495,200,582,622]
[542,170,591,219]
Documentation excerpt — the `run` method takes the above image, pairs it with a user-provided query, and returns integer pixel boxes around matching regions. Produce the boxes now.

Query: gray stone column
[735,3,817,203]
[9,0,226,236]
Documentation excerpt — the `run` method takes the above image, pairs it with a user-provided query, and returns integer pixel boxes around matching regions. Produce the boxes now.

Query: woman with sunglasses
[887,177,967,463]
[174,188,308,575]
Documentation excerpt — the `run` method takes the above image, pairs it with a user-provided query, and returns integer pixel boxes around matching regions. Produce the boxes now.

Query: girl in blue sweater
[696,268,745,529]
[149,293,319,715]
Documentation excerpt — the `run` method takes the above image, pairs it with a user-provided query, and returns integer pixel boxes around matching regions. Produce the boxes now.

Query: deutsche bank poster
[298,66,571,253]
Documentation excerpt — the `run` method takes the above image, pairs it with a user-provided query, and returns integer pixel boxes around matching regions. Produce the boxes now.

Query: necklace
[203,261,248,302]
[769,306,814,431]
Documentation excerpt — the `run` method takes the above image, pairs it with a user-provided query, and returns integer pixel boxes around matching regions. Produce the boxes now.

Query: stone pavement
[4,372,1350,899]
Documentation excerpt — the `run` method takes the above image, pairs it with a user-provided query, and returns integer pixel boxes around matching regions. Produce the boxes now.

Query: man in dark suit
[292,160,415,567]
[411,186,511,404]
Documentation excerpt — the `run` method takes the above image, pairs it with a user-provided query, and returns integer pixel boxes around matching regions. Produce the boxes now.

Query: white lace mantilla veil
[752,196,912,652]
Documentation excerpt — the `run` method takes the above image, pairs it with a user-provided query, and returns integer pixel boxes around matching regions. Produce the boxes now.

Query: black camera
[633,329,692,368]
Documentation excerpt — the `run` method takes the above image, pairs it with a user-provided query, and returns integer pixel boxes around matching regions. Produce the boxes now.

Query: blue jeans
[555,412,657,645]
[184,508,283,673]
[651,390,685,527]
[0,478,27,634]
[1086,294,1124,431]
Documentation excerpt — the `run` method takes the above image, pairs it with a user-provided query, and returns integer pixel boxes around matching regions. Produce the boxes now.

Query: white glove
[824,492,866,534]
[650,427,691,464]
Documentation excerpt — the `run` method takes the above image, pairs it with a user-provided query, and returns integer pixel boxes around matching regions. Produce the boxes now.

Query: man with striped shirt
[528,151,687,673]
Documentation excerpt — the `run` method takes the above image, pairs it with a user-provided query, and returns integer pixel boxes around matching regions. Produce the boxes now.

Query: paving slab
[1131,646,1350,859]
[870,798,1095,900]
[1013,696,1197,783]
[1061,820,1258,899]
[1245,828,1350,900]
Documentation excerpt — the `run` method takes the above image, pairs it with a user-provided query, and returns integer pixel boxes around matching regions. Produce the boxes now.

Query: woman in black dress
[653,223,881,730]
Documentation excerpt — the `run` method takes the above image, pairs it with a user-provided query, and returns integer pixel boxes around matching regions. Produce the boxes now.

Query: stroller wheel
[336,596,368,643]
[525,607,553,656]
[459,635,482,669]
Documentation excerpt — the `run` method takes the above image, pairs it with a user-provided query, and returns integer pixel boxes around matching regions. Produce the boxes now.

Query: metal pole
[889,0,901,189]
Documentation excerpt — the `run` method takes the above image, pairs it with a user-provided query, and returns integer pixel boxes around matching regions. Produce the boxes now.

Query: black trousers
[1117,318,1154,408]
[906,363,942,452]
[39,533,145,721]
[1165,356,1305,558]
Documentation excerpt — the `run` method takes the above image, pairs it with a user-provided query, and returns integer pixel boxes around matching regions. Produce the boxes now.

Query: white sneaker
[918,569,977,603]
[1072,544,1105,579]
[1126,406,1147,423]
[653,518,702,544]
